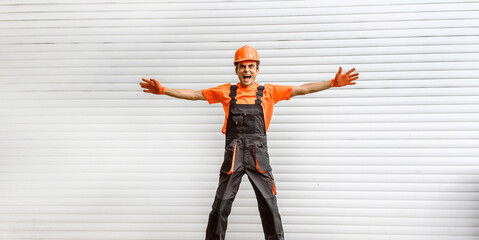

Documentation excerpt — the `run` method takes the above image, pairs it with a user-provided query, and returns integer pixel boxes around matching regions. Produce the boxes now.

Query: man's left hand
[332,67,359,87]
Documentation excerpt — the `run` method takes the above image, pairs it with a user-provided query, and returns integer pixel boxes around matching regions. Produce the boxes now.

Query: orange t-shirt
[201,82,293,134]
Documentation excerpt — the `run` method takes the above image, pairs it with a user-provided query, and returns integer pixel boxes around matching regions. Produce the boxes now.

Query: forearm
[164,88,206,101]
[301,80,332,93]
[291,79,333,97]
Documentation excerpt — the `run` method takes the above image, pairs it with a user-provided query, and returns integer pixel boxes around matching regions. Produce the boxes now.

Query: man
[140,45,358,240]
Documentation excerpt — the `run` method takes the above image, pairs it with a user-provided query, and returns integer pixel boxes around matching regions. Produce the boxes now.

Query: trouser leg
[205,169,244,240]
[246,169,284,240]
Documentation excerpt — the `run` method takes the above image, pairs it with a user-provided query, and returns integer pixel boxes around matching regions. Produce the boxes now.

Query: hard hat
[234,45,260,65]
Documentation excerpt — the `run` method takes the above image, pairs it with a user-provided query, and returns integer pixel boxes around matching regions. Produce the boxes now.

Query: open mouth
[243,76,251,80]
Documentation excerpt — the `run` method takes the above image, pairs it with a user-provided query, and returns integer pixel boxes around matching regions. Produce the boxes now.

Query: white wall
[1,0,478,239]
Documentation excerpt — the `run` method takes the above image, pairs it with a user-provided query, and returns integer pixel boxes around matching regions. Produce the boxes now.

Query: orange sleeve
[268,84,293,104]
[201,83,231,104]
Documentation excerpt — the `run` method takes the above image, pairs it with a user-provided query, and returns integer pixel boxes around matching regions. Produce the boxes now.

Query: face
[235,60,259,87]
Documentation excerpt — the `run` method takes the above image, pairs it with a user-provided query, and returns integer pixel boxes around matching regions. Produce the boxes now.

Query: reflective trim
[254,146,268,174]
[225,141,237,174]
[269,175,277,195]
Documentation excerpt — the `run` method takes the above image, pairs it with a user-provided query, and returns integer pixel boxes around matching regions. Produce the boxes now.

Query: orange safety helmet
[234,45,260,65]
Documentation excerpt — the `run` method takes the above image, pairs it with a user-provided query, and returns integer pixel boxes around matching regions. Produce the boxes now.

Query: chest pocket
[229,106,263,134]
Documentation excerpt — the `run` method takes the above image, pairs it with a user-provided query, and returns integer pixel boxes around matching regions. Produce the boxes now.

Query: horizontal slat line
[0,72,478,79]
[3,19,479,37]
[0,151,479,158]
[1,149,477,157]
[2,99,479,108]
[0,218,477,226]
[0,205,468,212]
[2,31,479,47]
[1,164,478,170]
[2,1,478,12]
[1,50,477,59]
[1,122,479,130]
[0,77,477,85]
[0,222,474,230]
[0,221,476,230]
[2,27,479,42]
[1,48,478,59]
[1,167,479,174]
[1,188,478,194]
[1,106,479,115]
[1,113,478,123]
[2,189,478,194]
[5,104,475,108]
[3,56,479,67]
[2,37,478,52]
[2,14,479,29]
[0,83,474,91]
[1,67,478,76]
[2,181,479,191]
[0,99,478,107]
[0,11,479,21]
[0,173,477,183]
[1,74,478,82]
[0,0,475,6]
[1,132,478,141]
[2,148,479,153]
[3,217,476,224]
[2,47,479,60]
[0,213,478,221]
[0,3,347,12]
[0,189,478,196]
[0,219,477,228]
[0,177,477,184]
[0,163,477,168]
[0,156,477,164]
[7,12,479,23]
[0,204,477,212]
[0,234,477,240]
[0,191,478,201]
[1,140,479,148]
[0,228,475,236]
[0,3,477,18]
[1,4,478,20]
[2,181,479,187]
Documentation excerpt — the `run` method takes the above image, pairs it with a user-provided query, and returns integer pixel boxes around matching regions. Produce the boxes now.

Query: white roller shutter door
[1,0,478,239]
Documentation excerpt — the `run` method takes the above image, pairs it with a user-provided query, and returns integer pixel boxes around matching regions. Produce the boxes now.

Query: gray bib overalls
[205,85,284,240]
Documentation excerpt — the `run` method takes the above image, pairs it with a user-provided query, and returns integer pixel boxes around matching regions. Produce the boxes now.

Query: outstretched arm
[140,78,207,101]
[291,67,358,97]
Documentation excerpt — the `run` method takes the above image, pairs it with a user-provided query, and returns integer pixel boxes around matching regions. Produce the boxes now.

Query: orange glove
[331,67,359,87]
[140,78,165,95]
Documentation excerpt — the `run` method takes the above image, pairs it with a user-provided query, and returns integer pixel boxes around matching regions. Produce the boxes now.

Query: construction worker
[140,45,358,240]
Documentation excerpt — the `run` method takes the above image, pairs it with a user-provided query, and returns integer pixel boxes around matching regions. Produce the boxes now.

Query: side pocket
[254,146,272,173]
[220,140,237,174]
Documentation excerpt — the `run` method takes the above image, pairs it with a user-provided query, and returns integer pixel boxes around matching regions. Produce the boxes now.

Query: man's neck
[238,82,258,89]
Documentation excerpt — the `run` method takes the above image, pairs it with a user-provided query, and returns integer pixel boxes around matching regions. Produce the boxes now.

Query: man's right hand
[140,78,165,95]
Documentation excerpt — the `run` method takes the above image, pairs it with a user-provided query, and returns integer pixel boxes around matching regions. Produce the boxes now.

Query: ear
[235,66,238,75]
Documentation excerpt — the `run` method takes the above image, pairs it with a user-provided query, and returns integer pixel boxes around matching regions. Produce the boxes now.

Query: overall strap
[229,85,238,104]
[255,85,264,105]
